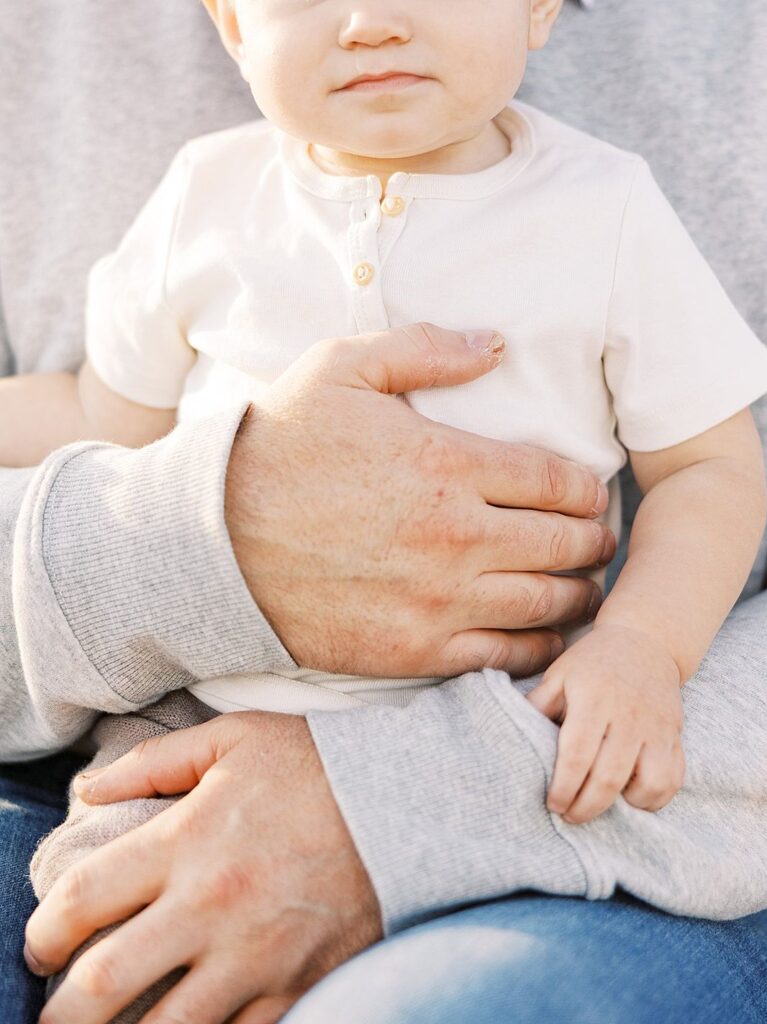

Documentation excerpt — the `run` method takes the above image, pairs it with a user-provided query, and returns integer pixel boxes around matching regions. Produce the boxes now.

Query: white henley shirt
[85,101,767,713]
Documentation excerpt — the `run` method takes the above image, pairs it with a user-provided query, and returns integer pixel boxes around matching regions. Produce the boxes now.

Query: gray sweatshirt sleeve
[308,590,767,927]
[2,403,296,761]
[6,390,766,926]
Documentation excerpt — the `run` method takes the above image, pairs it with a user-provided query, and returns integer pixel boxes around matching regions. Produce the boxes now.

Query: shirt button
[353,261,375,286]
[381,195,405,217]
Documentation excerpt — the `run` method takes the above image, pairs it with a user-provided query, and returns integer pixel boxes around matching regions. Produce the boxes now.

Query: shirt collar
[280,103,536,203]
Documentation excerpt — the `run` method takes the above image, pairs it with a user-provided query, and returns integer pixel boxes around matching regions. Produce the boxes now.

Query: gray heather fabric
[0,0,765,973]
[0,2,253,376]
[32,692,216,1024]
[312,590,767,931]
[4,405,296,760]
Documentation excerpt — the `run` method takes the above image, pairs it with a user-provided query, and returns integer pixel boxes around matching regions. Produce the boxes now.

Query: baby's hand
[526,624,685,824]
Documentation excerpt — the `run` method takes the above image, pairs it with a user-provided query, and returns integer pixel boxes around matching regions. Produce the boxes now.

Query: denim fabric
[286,892,767,1024]
[0,753,85,1024]
[4,757,767,1024]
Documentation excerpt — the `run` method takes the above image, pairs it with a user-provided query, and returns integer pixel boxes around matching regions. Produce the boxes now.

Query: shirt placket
[347,180,412,334]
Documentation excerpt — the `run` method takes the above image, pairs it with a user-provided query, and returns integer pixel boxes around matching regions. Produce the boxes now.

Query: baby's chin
[281,106,451,161]
[300,125,458,163]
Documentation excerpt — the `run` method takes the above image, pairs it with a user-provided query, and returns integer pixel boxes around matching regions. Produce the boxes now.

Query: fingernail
[73,777,91,798]
[73,766,106,796]
[590,480,609,516]
[586,585,602,620]
[24,944,48,977]
[464,330,505,359]
[596,530,615,569]
[549,634,565,659]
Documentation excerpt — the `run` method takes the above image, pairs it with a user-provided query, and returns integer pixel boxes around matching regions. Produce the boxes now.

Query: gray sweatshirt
[2,0,767,930]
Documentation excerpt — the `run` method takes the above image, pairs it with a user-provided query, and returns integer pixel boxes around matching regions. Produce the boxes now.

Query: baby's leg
[30,690,218,1024]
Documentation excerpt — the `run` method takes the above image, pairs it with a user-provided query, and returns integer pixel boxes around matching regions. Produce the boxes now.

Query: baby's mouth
[336,72,430,94]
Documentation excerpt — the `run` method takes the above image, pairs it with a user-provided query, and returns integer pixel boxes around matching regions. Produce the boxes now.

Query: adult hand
[26,713,379,1024]
[227,323,614,679]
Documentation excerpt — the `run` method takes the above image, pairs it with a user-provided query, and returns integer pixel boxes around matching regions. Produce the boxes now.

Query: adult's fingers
[437,627,565,679]
[38,904,192,1024]
[463,433,609,518]
[467,571,601,631]
[480,506,614,572]
[460,434,606,520]
[308,322,505,395]
[231,995,298,1024]
[25,821,167,976]
[562,730,642,824]
[74,716,250,805]
[139,959,266,1024]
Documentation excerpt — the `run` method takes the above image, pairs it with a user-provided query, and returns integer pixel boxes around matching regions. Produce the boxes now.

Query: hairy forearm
[596,455,767,679]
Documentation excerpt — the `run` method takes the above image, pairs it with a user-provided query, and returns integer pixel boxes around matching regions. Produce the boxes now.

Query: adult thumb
[312,322,505,394]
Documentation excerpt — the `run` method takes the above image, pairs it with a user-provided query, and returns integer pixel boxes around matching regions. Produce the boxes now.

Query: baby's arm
[0,363,176,467]
[527,407,767,823]
[601,407,766,674]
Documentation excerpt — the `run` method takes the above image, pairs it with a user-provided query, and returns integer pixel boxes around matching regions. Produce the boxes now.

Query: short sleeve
[603,160,767,452]
[85,146,196,409]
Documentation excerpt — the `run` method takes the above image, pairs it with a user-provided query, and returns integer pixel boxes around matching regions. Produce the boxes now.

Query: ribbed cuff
[308,671,589,935]
[39,405,296,705]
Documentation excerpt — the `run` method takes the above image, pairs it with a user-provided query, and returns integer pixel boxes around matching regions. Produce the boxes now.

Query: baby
[6,0,767,882]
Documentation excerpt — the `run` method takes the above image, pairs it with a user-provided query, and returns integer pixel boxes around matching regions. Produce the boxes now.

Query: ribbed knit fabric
[310,593,767,931]
[8,404,295,760]
[310,676,589,934]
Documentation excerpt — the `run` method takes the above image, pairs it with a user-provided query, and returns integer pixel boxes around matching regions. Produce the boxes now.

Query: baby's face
[210,0,560,160]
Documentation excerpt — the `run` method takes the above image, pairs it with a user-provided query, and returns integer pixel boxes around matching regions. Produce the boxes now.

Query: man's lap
[285,892,767,1024]
[3,762,767,1024]
[5,577,767,1024]
[0,752,86,1024]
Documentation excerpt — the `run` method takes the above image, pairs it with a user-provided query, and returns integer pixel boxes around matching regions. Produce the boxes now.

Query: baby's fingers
[526,671,566,724]
[622,738,686,812]
[546,707,608,816]
[559,728,642,824]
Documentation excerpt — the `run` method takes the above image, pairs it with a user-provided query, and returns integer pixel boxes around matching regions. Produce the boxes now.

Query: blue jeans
[0,753,86,1024]
[3,760,767,1024]
[285,894,767,1023]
